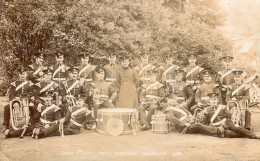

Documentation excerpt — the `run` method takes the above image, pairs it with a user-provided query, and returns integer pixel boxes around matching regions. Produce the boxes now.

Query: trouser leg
[139,104,148,125]
[187,123,218,136]
[227,120,256,138]
[147,104,158,126]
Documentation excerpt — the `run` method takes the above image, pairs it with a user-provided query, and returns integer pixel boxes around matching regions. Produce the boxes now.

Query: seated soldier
[190,69,221,114]
[204,93,260,139]
[139,68,165,131]
[226,70,250,129]
[34,91,62,128]
[90,66,117,118]
[32,94,92,139]
[2,68,34,132]
[164,96,219,136]
[166,69,194,110]
[4,99,37,138]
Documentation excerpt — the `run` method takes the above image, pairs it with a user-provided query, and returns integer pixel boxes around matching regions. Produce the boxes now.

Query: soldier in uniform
[32,94,92,139]
[1,68,33,132]
[217,55,247,105]
[159,54,180,89]
[204,93,260,139]
[27,53,47,83]
[90,67,117,118]
[167,69,194,110]
[190,70,221,114]
[49,52,70,85]
[31,69,60,105]
[226,70,250,129]
[103,53,121,82]
[59,67,89,116]
[164,96,219,136]
[134,53,156,84]
[139,68,166,131]
[78,53,96,84]
[116,56,139,108]
[183,53,204,91]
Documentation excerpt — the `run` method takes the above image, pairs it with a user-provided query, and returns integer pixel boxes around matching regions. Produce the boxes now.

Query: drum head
[98,108,137,115]
[106,118,124,136]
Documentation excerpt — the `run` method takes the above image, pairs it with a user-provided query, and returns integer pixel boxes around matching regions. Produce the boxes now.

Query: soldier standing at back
[183,53,204,91]
[78,53,96,84]
[103,53,121,82]
[49,52,70,85]
[27,53,47,83]
[159,54,180,86]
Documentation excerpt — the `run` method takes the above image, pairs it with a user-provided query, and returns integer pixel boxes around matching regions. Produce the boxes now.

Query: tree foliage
[0,0,232,92]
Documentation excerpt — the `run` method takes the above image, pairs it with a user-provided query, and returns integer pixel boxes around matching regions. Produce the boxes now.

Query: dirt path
[1,97,260,161]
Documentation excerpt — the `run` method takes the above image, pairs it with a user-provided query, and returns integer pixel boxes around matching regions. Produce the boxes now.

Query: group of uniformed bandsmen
[1,51,260,139]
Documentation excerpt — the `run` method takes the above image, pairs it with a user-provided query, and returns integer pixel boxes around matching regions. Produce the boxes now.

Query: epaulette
[49,66,53,70]
[214,84,220,88]
[29,81,34,87]
[34,82,41,88]
[10,81,16,87]
[54,105,61,112]
[28,64,34,70]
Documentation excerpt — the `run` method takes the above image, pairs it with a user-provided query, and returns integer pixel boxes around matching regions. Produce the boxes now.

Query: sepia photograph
[0,0,260,160]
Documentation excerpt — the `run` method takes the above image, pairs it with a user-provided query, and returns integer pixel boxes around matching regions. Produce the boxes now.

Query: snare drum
[151,114,170,134]
[96,108,138,136]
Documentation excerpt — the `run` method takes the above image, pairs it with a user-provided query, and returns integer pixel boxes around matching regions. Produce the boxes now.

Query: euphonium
[227,101,241,127]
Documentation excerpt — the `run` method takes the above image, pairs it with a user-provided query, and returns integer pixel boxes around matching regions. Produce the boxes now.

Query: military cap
[207,93,220,98]
[68,67,79,73]
[202,69,214,76]
[34,52,44,59]
[40,91,54,97]
[94,66,105,73]
[187,51,197,59]
[42,68,53,74]
[232,70,243,76]
[55,52,65,58]
[220,56,233,61]
[80,53,90,59]
[18,67,29,74]
[165,54,174,59]
[119,55,131,61]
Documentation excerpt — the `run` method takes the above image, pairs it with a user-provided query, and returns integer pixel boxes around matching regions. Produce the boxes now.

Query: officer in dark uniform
[190,70,221,114]
[32,94,92,139]
[2,68,33,132]
[49,52,70,85]
[167,69,194,110]
[27,53,47,83]
[139,68,166,130]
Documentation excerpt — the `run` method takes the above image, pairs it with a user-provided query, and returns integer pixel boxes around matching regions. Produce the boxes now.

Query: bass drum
[96,108,138,136]
[151,114,170,134]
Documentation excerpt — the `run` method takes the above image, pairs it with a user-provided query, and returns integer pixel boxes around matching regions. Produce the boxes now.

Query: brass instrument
[227,100,242,127]
[193,108,207,124]
[92,88,100,104]
[10,96,30,131]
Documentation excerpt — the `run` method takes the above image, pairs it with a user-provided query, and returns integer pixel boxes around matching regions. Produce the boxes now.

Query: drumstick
[181,127,188,135]
[20,127,27,138]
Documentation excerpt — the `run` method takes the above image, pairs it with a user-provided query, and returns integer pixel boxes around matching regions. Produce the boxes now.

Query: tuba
[227,100,242,127]
[10,97,30,130]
